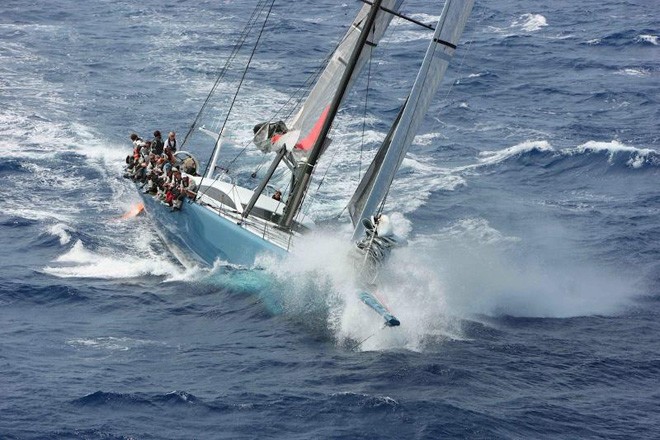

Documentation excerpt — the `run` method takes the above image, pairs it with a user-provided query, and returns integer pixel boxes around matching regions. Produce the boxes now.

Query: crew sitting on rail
[172,175,197,210]
[182,157,197,175]
[164,131,177,154]
[163,167,182,208]
[151,130,164,156]
[181,175,197,198]
[130,133,146,149]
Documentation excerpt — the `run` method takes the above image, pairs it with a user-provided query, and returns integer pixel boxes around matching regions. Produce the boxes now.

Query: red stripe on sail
[295,106,330,151]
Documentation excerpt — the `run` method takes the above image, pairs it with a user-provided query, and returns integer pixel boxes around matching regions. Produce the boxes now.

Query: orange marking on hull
[120,202,144,220]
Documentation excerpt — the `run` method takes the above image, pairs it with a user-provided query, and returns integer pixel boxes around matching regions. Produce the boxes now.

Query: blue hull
[137,191,400,326]
[139,193,287,267]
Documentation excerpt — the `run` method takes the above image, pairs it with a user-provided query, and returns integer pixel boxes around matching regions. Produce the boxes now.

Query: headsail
[349,0,474,240]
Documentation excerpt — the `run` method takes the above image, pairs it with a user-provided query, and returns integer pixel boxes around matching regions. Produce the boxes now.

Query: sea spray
[415,217,639,319]
[257,219,466,351]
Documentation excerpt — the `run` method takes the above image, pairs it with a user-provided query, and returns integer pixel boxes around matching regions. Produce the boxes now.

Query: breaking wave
[472,139,658,170]
[511,13,548,33]
[585,30,658,47]
[635,34,658,46]
[488,13,548,35]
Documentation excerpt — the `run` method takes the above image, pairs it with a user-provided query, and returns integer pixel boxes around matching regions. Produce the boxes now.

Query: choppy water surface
[0,0,658,438]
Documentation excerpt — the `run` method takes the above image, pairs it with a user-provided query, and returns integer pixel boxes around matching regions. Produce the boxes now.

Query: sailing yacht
[131,0,474,326]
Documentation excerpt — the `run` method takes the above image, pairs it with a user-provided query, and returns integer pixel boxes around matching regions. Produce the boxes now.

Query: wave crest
[472,140,657,170]
[511,13,548,32]
[564,140,658,169]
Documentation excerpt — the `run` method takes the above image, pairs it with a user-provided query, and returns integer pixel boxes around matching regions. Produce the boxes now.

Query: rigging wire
[196,5,352,204]
[297,17,383,223]
[199,0,277,180]
[180,0,272,151]
[221,20,359,175]
[220,56,327,176]
[302,26,377,221]
[348,323,388,351]
[194,0,276,201]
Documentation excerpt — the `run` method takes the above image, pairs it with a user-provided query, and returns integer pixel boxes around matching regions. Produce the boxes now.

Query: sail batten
[349,0,474,240]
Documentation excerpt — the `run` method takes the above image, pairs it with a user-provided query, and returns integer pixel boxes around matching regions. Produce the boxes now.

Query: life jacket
[152,137,164,155]
[165,138,177,152]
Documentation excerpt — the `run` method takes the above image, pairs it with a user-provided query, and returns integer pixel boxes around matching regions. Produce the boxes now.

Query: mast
[206,127,225,179]
[349,0,474,241]
[280,0,385,228]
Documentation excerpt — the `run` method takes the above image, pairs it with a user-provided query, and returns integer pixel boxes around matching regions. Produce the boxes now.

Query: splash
[431,218,520,245]
[415,218,638,319]
[258,223,464,351]
[488,13,548,36]
[461,139,657,171]
[383,14,441,44]
[616,68,650,77]
[258,211,640,351]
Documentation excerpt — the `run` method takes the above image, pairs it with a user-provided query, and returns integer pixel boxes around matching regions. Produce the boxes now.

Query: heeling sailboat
[137,0,402,267]
[131,0,474,327]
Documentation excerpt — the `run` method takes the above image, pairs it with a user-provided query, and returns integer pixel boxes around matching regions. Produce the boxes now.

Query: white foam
[43,240,180,279]
[548,34,575,40]
[47,223,73,245]
[349,248,463,352]
[258,228,464,351]
[488,13,548,36]
[407,218,637,320]
[66,336,163,351]
[616,68,650,77]
[637,34,658,45]
[429,218,521,246]
[477,140,555,166]
[384,155,466,213]
[562,140,657,168]
[5,206,73,224]
[413,131,446,146]
[512,13,548,33]
[261,213,639,350]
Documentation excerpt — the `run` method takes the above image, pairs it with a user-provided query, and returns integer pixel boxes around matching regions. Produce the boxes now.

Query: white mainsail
[349,0,474,240]
[287,0,403,154]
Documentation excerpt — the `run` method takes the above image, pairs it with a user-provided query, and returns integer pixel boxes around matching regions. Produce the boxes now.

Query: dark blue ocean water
[1,0,659,438]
